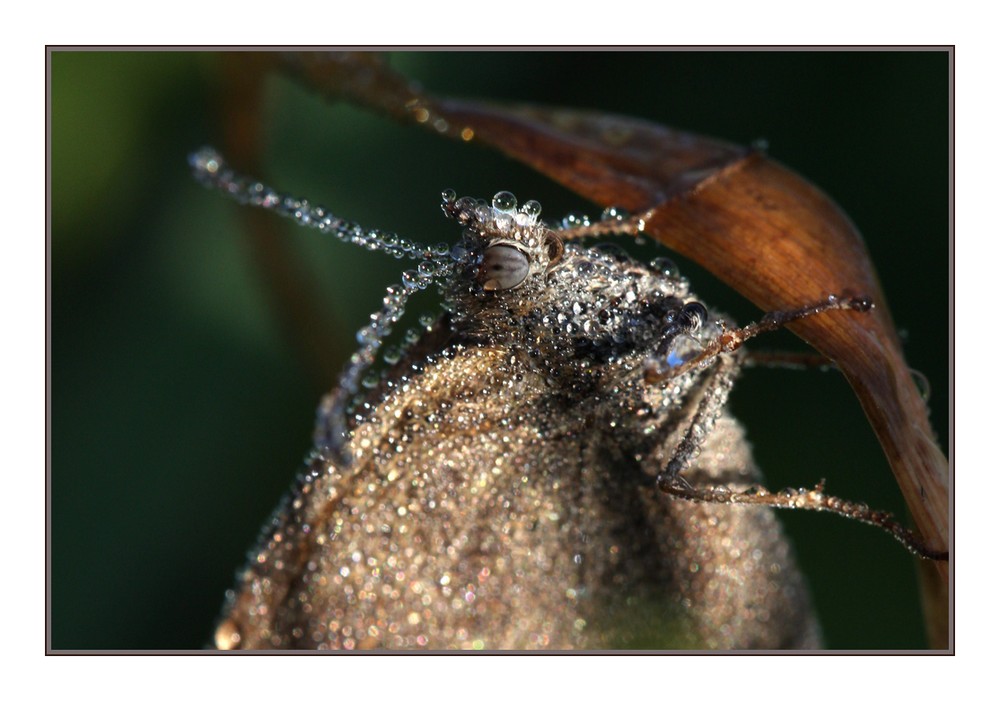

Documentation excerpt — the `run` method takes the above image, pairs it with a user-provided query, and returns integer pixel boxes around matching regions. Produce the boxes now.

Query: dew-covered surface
[51,52,947,650]
[210,190,820,650]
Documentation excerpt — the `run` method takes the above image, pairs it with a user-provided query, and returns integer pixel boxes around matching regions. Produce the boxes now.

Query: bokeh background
[50,50,950,650]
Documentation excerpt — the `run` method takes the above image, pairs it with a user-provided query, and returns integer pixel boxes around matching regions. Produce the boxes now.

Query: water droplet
[593,242,629,261]
[600,206,629,222]
[450,244,469,262]
[401,270,424,290]
[494,212,513,232]
[492,191,517,213]
[666,335,704,369]
[651,257,680,278]
[521,200,542,219]
[561,212,588,229]
[383,346,402,365]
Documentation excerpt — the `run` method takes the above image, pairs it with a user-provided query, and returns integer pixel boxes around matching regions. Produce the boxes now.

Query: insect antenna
[189,147,455,461]
[189,148,455,264]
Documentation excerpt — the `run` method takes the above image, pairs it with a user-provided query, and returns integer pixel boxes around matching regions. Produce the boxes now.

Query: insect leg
[658,479,949,561]
[644,293,873,385]
[652,351,743,487]
[556,212,650,241]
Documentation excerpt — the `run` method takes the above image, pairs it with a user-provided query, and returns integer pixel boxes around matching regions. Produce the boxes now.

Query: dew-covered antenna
[189,148,455,264]
[189,148,454,460]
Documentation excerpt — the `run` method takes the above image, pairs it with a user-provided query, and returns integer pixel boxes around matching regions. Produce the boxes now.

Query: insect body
[193,149,914,650]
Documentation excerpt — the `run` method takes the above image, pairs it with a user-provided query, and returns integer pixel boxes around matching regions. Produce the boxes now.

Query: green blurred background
[50,51,950,650]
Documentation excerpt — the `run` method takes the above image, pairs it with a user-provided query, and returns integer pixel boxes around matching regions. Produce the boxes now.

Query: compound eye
[480,244,530,291]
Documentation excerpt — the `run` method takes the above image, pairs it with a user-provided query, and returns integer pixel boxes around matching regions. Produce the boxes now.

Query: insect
[191,143,943,650]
